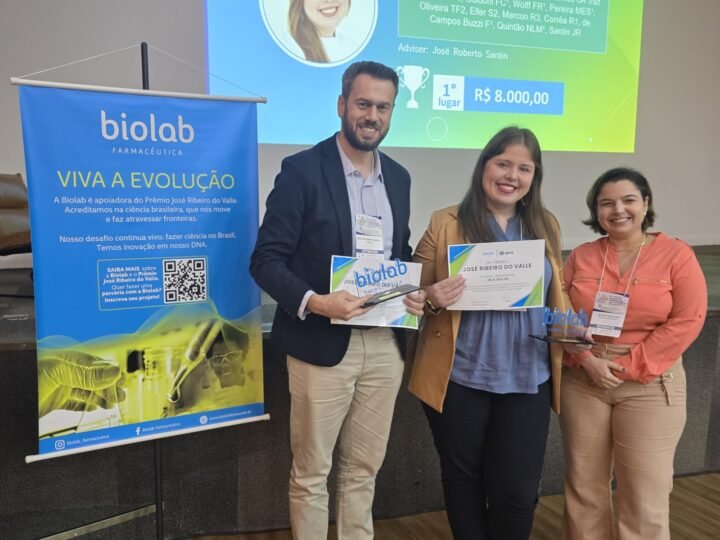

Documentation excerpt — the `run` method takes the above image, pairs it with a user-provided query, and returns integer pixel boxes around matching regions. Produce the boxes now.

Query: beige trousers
[560,344,686,540]
[287,327,404,540]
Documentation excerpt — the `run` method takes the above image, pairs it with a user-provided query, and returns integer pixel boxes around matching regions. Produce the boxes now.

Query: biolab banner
[18,84,267,460]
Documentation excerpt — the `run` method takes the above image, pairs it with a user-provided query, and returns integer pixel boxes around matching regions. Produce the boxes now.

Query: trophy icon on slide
[396,65,430,109]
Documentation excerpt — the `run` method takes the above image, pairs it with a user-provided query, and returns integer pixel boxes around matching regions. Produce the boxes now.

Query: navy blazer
[250,135,412,366]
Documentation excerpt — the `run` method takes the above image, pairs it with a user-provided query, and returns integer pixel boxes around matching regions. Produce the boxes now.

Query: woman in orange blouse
[560,167,707,540]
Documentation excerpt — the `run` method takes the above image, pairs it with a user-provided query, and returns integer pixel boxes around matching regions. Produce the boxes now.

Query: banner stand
[139,41,166,540]
[13,42,268,540]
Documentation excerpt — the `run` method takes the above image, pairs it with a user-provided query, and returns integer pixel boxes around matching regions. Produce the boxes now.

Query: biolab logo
[544,307,589,328]
[355,260,407,287]
[100,110,195,143]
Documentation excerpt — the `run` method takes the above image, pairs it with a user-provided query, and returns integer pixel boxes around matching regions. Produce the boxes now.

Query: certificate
[330,256,421,329]
[447,239,545,310]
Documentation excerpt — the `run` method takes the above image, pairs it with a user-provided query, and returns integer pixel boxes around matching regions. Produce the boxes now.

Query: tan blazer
[407,206,570,414]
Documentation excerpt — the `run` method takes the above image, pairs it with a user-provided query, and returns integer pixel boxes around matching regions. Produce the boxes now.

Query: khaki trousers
[287,327,404,540]
[560,344,686,540]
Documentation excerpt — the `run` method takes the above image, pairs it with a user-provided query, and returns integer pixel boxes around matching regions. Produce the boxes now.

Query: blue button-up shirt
[450,214,552,394]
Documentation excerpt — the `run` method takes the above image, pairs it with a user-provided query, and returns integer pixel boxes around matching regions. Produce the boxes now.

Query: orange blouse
[563,233,707,383]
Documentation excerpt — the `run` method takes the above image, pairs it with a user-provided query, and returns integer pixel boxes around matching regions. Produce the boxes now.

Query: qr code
[163,258,207,304]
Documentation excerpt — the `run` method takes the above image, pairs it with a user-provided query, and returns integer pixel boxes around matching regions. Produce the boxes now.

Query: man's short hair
[341,61,399,100]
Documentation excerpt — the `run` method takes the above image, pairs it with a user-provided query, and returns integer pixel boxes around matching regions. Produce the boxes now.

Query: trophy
[529,307,593,344]
[396,65,430,109]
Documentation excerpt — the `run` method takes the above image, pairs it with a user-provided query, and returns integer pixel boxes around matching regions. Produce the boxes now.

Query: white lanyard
[597,235,646,297]
[355,169,385,260]
[359,179,381,219]
[589,236,646,337]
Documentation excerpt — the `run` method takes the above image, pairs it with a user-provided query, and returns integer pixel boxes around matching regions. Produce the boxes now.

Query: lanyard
[597,235,646,296]
[359,179,381,219]
[350,155,381,219]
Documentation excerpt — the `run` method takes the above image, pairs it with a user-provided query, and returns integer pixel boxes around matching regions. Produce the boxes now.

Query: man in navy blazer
[250,61,425,539]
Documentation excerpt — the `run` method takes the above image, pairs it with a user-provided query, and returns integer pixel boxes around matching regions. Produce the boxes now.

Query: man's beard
[341,113,388,152]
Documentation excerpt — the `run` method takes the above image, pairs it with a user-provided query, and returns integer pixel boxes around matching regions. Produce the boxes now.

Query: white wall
[1,0,718,271]
[0,0,207,267]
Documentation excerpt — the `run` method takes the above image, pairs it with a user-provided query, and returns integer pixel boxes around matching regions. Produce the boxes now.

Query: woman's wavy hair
[288,0,351,63]
[583,167,656,235]
[457,126,561,261]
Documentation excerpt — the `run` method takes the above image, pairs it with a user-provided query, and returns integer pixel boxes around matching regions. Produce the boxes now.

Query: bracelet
[425,298,442,314]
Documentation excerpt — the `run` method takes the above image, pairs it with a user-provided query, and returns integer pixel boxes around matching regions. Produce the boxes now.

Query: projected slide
[207,0,643,152]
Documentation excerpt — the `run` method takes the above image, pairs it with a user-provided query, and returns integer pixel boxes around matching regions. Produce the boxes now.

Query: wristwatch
[425,298,442,315]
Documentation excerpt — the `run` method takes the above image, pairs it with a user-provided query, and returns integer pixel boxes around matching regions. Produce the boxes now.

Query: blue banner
[18,85,266,458]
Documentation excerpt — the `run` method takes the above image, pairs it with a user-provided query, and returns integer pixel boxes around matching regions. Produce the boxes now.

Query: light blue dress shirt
[337,137,394,259]
[450,214,552,394]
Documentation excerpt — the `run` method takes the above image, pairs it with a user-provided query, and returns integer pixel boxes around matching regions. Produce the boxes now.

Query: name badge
[355,213,384,260]
[589,291,629,338]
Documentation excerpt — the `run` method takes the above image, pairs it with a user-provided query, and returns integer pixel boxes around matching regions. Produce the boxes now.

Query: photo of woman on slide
[260,0,377,67]
[289,0,351,63]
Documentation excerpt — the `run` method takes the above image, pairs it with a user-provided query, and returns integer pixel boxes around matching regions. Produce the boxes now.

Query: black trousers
[423,379,551,540]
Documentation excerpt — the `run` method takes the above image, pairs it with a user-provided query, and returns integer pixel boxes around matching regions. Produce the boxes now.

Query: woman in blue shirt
[408,126,569,539]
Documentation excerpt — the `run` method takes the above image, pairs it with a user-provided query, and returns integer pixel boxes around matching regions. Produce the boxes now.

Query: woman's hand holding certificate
[426,275,466,310]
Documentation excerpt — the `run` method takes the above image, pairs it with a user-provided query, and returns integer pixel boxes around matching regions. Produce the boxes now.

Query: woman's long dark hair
[289,0,351,63]
[457,126,561,261]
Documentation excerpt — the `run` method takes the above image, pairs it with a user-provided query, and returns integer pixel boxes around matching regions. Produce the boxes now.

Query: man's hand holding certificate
[447,239,545,310]
[330,256,422,329]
